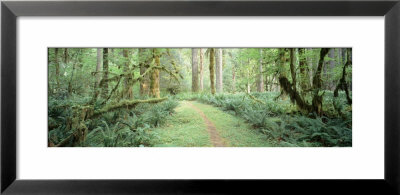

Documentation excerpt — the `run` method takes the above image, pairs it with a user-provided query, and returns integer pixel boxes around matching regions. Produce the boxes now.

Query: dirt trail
[187,101,226,147]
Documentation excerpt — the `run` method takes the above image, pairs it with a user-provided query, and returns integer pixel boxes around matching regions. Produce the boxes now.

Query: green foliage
[49,96,179,147]
[177,92,352,147]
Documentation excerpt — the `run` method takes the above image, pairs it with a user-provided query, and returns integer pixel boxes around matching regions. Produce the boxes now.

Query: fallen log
[90,97,168,119]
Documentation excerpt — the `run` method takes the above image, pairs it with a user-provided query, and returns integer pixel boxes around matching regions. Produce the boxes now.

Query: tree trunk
[64,48,69,64]
[215,48,223,93]
[55,48,60,90]
[209,48,216,95]
[311,48,330,115]
[123,49,133,99]
[150,49,160,98]
[67,50,79,96]
[289,48,296,97]
[257,49,264,92]
[101,48,109,98]
[191,48,199,92]
[306,48,314,87]
[139,48,150,96]
[334,48,352,105]
[199,48,204,91]
[328,49,336,90]
[96,49,102,85]
[312,48,329,90]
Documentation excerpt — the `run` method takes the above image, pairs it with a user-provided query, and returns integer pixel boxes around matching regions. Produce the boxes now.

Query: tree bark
[150,49,161,98]
[139,48,150,96]
[312,48,329,90]
[96,49,102,85]
[215,48,223,93]
[101,48,109,98]
[257,49,264,92]
[55,48,60,90]
[209,48,216,95]
[199,48,204,91]
[123,49,133,99]
[289,48,296,96]
[64,48,69,64]
[191,48,199,92]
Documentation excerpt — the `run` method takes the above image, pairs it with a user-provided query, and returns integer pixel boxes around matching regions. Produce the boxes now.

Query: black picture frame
[1,0,399,194]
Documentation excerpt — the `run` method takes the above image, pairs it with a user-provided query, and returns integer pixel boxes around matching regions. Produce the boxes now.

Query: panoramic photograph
[48,48,352,147]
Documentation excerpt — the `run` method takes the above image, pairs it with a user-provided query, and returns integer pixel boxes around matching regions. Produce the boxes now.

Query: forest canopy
[48,48,352,147]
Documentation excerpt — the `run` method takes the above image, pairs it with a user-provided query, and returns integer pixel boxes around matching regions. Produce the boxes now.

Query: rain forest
[48,48,352,147]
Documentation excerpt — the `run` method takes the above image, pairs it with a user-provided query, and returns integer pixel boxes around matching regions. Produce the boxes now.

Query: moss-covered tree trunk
[191,48,199,92]
[256,49,264,92]
[64,48,69,64]
[55,48,60,90]
[209,48,216,95]
[199,48,204,91]
[150,49,160,98]
[101,48,109,98]
[289,48,296,98]
[139,48,150,96]
[298,48,310,96]
[311,48,330,115]
[215,48,223,93]
[334,48,352,105]
[123,49,133,99]
[96,48,102,85]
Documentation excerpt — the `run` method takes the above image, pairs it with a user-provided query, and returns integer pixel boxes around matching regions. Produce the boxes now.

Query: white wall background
[17,17,384,179]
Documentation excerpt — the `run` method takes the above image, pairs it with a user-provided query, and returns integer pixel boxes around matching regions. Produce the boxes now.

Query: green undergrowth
[48,96,179,147]
[174,92,352,147]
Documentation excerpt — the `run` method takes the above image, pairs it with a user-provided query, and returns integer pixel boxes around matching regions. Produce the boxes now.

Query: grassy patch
[151,101,212,147]
[190,101,272,147]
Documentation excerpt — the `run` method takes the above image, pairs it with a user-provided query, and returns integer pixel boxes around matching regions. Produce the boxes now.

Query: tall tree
[289,48,296,97]
[139,48,150,96]
[256,49,264,92]
[101,48,109,98]
[150,48,161,98]
[298,48,310,95]
[199,48,204,91]
[334,48,352,105]
[191,48,199,92]
[215,48,223,93]
[327,49,336,90]
[96,48,102,85]
[64,48,69,64]
[54,48,60,90]
[67,49,80,96]
[209,48,216,95]
[123,49,133,99]
[311,48,330,115]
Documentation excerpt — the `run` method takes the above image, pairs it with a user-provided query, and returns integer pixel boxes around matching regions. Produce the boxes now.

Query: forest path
[151,101,271,147]
[186,101,226,147]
